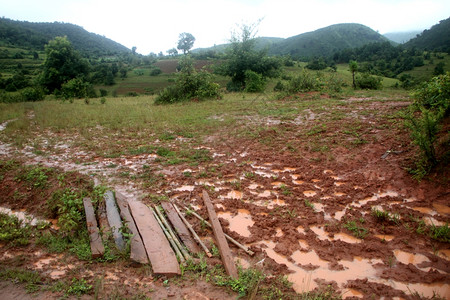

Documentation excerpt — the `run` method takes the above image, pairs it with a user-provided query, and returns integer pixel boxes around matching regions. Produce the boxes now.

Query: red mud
[0,97,449,299]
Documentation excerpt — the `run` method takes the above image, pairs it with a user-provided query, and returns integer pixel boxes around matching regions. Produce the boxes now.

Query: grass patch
[343,220,368,239]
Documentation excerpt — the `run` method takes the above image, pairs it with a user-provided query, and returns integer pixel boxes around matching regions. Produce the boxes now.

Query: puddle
[175,185,195,192]
[412,207,436,215]
[251,198,286,209]
[234,257,251,269]
[436,249,450,260]
[343,288,364,299]
[49,270,66,279]
[293,180,305,185]
[311,179,321,183]
[257,190,273,198]
[303,190,317,197]
[34,257,56,269]
[423,217,446,226]
[298,239,309,249]
[374,234,395,241]
[0,207,49,227]
[275,227,284,237]
[297,226,305,234]
[219,190,243,200]
[432,203,450,215]
[218,209,254,237]
[310,226,361,244]
[394,250,429,265]
[271,181,284,188]
[334,233,362,244]
[312,203,324,212]
[333,192,346,197]
[248,183,260,190]
[334,182,345,186]
[259,240,382,293]
[254,170,273,178]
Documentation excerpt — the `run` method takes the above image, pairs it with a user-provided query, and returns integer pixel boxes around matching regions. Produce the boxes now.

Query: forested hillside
[404,17,450,52]
[0,18,130,57]
[269,23,390,59]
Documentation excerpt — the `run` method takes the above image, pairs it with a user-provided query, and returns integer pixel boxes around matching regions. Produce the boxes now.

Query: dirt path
[1,96,449,299]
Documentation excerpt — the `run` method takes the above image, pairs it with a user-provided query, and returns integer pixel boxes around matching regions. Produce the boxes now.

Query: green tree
[349,60,358,89]
[217,22,281,91]
[40,36,89,93]
[177,33,195,55]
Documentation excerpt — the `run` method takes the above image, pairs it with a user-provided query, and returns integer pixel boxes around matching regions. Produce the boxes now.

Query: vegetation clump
[404,72,449,179]
[155,55,221,104]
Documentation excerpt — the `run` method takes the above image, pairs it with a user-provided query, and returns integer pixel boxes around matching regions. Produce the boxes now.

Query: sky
[1,0,450,55]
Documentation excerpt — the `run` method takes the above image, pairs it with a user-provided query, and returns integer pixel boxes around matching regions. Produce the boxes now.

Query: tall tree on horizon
[177,32,195,55]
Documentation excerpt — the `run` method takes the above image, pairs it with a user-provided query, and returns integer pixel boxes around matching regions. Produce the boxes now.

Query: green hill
[269,23,391,59]
[0,18,130,57]
[404,17,450,52]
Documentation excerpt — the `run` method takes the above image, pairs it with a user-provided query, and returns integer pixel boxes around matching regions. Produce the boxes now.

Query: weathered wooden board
[202,191,238,279]
[115,192,149,264]
[83,197,104,258]
[161,202,200,254]
[128,200,181,276]
[104,190,125,251]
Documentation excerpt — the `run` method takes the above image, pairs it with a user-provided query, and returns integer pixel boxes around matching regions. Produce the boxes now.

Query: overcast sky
[2,0,449,54]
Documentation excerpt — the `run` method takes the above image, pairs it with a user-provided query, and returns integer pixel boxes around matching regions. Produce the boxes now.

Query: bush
[61,78,90,99]
[287,70,321,93]
[99,89,108,97]
[244,70,266,92]
[405,72,449,180]
[356,73,383,90]
[149,67,162,76]
[413,72,450,113]
[155,56,221,104]
[21,87,45,102]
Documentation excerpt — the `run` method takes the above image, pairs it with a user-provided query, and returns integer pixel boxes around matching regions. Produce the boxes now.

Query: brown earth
[0,95,449,299]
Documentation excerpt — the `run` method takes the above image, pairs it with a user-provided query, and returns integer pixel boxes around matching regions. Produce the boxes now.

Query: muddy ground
[0,94,449,299]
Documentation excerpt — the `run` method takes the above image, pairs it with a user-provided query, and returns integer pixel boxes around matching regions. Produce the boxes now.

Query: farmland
[1,74,449,299]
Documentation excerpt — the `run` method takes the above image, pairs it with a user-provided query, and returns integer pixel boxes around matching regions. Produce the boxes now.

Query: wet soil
[0,96,449,299]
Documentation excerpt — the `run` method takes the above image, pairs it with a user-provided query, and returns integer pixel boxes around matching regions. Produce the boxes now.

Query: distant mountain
[404,17,450,52]
[0,18,130,57]
[269,23,390,59]
[383,31,421,44]
[194,23,391,60]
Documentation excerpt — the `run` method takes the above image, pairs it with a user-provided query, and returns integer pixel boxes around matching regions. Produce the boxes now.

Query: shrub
[21,87,45,101]
[155,56,221,104]
[413,72,449,113]
[149,67,162,76]
[244,70,266,92]
[404,72,449,180]
[356,73,383,90]
[287,70,321,93]
[61,78,89,99]
[99,89,108,97]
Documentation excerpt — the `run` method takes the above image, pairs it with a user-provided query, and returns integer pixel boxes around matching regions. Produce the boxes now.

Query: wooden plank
[83,197,105,258]
[161,202,200,254]
[115,192,149,264]
[104,190,125,251]
[202,191,238,279]
[128,200,181,276]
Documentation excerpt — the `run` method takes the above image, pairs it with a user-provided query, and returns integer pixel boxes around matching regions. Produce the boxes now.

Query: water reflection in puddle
[394,250,429,265]
[218,209,254,237]
[374,234,395,241]
[259,240,381,293]
[303,190,317,197]
[175,185,195,192]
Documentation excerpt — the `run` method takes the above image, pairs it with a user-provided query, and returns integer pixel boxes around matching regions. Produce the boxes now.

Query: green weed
[0,213,33,246]
[343,220,368,239]
[0,267,42,292]
[66,278,92,296]
[429,223,450,242]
